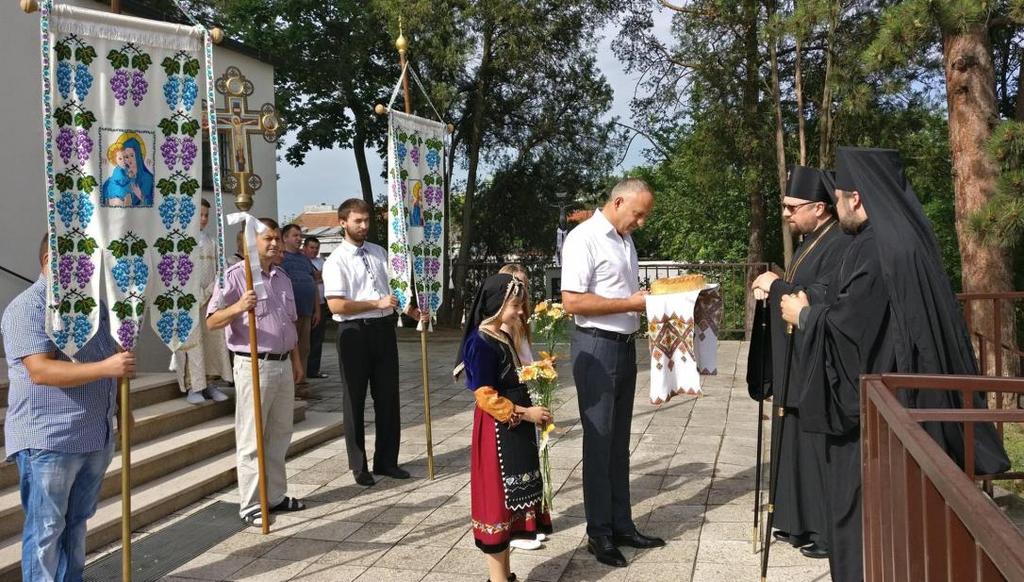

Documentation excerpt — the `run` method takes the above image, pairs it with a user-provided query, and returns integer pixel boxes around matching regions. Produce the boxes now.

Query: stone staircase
[0,373,343,581]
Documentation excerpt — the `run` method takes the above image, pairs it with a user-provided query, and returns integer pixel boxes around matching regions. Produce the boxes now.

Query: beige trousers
[233,355,294,517]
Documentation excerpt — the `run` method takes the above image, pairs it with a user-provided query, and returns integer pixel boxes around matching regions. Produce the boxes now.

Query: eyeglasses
[782,201,817,213]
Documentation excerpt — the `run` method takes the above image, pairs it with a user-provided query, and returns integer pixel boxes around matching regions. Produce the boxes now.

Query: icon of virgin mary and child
[100,132,155,208]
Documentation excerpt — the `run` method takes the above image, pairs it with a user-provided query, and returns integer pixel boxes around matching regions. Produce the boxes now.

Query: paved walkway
[100,334,834,581]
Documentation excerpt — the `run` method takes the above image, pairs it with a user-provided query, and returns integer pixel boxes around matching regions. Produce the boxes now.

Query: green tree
[209,0,394,222]
[866,0,1024,371]
[374,0,622,323]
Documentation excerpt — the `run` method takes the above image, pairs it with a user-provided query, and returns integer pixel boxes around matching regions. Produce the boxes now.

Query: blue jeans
[16,444,113,582]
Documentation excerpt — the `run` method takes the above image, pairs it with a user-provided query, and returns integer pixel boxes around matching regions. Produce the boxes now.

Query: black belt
[232,351,291,361]
[575,325,635,343]
[339,314,398,327]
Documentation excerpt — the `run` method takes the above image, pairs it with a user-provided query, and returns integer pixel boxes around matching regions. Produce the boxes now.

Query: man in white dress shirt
[560,178,665,568]
[323,198,427,486]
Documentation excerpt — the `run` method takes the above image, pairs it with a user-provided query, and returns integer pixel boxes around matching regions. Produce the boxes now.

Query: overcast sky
[275,10,675,221]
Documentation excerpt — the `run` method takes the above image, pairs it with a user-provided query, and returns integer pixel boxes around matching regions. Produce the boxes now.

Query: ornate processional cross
[210,66,279,205]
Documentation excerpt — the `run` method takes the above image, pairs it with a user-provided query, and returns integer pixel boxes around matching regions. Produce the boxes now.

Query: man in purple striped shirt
[208,217,306,526]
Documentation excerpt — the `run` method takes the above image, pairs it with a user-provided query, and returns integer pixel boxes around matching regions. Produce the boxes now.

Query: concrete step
[0,411,342,582]
[0,376,219,489]
[0,401,309,541]
[0,374,181,448]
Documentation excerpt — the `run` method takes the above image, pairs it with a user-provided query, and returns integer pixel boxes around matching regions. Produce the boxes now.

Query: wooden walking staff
[760,323,795,581]
[236,198,272,533]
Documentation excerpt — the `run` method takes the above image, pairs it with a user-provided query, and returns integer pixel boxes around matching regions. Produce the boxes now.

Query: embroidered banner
[386,110,445,329]
[41,3,218,356]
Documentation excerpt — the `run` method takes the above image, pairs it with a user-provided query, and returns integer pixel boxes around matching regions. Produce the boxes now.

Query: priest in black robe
[750,166,851,559]
[780,147,1010,582]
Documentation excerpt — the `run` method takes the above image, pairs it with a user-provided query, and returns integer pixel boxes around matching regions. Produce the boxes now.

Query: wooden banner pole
[396,22,435,480]
[241,229,271,533]
[119,376,132,582]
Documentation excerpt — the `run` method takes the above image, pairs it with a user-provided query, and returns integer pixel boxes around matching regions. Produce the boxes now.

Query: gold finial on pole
[210,27,225,45]
[396,16,408,55]
[20,0,38,13]
[374,103,388,116]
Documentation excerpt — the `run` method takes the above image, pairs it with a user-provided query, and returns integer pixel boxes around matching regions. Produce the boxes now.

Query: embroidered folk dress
[464,328,552,553]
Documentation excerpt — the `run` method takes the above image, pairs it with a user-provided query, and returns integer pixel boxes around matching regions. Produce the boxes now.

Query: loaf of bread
[650,274,706,295]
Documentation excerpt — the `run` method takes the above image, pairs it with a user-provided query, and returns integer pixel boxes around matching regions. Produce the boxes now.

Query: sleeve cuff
[798,306,810,330]
[474,386,514,422]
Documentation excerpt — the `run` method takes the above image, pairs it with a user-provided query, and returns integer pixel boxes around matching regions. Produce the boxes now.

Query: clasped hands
[750,272,809,327]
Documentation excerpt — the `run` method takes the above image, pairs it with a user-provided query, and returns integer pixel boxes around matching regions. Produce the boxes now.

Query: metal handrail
[0,264,34,285]
[861,374,1024,581]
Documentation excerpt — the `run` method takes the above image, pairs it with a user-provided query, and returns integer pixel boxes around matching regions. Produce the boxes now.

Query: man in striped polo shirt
[3,235,135,581]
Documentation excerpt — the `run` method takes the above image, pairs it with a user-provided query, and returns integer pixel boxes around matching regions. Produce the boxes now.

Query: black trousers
[336,316,401,473]
[307,302,328,376]
[571,328,638,538]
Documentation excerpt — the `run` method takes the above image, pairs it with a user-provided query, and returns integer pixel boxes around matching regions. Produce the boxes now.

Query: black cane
[760,323,795,581]
[752,300,768,552]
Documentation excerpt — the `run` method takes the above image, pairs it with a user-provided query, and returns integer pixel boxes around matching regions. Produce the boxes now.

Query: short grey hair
[608,177,653,203]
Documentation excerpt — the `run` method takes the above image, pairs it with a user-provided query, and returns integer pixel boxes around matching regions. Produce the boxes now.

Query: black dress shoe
[772,530,790,542]
[587,536,627,567]
[612,529,666,549]
[373,466,411,479]
[773,530,811,547]
[800,543,830,559]
[354,470,375,486]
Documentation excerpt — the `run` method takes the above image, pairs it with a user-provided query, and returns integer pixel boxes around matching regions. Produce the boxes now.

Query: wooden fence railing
[861,374,1024,582]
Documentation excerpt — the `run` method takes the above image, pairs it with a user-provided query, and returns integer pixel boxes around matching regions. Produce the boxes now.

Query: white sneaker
[186,391,206,405]
[205,387,229,402]
[510,538,542,550]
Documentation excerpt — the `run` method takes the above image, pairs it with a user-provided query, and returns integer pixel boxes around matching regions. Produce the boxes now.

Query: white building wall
[0,1,278,371]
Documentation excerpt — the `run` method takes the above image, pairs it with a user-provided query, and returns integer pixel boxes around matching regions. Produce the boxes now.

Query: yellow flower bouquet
[519,353,560,512]
[520,301,571,512]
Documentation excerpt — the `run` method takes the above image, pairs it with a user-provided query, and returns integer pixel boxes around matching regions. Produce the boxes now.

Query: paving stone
[82,341,832,581]
[169,553,254,580]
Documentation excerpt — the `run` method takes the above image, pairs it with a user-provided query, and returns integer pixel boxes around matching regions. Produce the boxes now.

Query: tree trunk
[742,0,765,339]
[943,25,1015,376]
[350,113,377,241]
[437,131,461,325]
[795,37,807,166]
[451,25,493,325]
[769,1,793,269]
[818,2,836,166]
[1014,53,1024,120]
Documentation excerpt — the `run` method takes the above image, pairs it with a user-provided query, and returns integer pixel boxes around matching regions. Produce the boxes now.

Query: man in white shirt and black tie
[560,178,666,568]
[323,198,427,486]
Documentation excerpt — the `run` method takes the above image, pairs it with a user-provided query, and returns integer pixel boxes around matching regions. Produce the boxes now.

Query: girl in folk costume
[455,274,553,582]
[170,198,233,403]
[497,263,550,551]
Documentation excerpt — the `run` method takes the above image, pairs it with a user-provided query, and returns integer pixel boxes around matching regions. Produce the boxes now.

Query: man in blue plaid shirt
[3,236,135,581]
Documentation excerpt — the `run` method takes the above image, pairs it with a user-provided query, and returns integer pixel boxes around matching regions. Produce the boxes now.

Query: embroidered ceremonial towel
[645,288,702,404]
[694,284,723,375]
